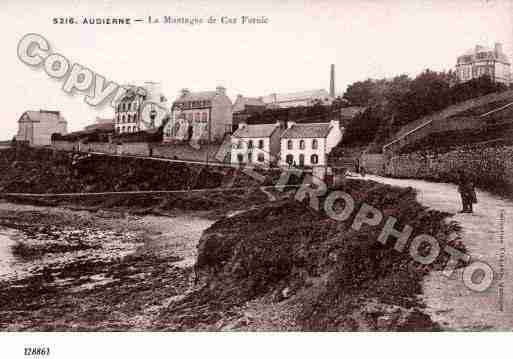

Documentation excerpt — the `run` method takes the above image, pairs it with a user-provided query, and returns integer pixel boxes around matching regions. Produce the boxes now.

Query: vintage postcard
[0,0,512,357]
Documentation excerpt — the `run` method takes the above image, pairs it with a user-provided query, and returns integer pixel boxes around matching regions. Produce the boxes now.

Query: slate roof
[233,96,266,113]
[459,45,510,64]
[281,123,332,139]
[175,91,218,102]
[233,124,278,138]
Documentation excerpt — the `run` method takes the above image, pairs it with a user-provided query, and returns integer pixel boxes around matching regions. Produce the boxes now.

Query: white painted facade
[230,122,282,166]
[231,136,272,165]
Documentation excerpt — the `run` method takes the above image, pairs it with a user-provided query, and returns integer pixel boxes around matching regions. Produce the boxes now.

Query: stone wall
[385,144,513,192]
[83,142,117,154]
[120,142,150,156]
[50,139,229,163]
[52,140,77,151]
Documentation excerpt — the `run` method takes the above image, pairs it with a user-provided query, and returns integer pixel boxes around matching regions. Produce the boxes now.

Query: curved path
[367,175,513,331]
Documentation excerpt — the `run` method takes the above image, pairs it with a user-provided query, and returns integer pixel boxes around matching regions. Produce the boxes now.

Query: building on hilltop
[230,121,285,166]
[279,120,343,168]
[456,43,511,85]
[163,86,233,145]
[114,82,169,134]
[16,110,67,146]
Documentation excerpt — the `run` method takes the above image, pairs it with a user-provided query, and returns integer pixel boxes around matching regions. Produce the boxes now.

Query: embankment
[0,147,303,214]
[158,179,464,331]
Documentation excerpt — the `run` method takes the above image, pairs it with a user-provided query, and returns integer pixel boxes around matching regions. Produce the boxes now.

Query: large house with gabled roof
[163,86,233,145]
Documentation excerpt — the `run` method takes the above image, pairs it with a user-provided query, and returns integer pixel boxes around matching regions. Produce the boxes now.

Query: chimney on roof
[330,64,335,98]
[495,42,503,54]
[180,88,190,96]
[216,86,226,95]
[238,121,247,130]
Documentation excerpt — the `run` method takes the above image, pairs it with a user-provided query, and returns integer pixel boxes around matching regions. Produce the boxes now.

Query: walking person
[360,165,366,178]
[457,169,477,213]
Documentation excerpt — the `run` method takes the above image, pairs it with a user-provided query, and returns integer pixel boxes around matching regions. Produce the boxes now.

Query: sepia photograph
[0,0,512,357]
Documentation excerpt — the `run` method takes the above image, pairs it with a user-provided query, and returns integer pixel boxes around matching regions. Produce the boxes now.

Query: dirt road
[367,175,513,331]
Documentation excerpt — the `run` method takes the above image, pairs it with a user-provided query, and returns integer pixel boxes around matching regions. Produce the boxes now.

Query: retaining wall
[152,143,223,163]
[385,144,513,192]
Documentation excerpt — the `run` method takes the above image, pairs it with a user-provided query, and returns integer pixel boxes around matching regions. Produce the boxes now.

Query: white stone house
[279,120,343,167]
[231,122,284,166]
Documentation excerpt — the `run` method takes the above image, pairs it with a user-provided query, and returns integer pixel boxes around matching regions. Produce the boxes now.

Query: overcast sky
[0,0,511,138]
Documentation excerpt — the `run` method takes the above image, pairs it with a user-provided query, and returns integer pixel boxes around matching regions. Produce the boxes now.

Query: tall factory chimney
[329,64,335,98]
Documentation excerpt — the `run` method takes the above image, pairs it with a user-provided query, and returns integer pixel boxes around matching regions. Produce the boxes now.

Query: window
[287,140,293,150]
[195,112,201,121]
[127,114,132,122]
[122,103,126,111]
[257,153,265,162]
[133,114,138,122]
[299,154,305,167]
[133,126,137,132]
[311,154,318,165]
[248,140,253,149]
[258,139,264,149]
[299,140,305,150]
[202,112,208,122]
[237,140,243,149]
[121,126,125,132]
[286,154,294,165]
[128,103,132,111]
[312,139,318,150]
[237,153,244,163]
[122,115,126,123]
[248,152,253,163]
